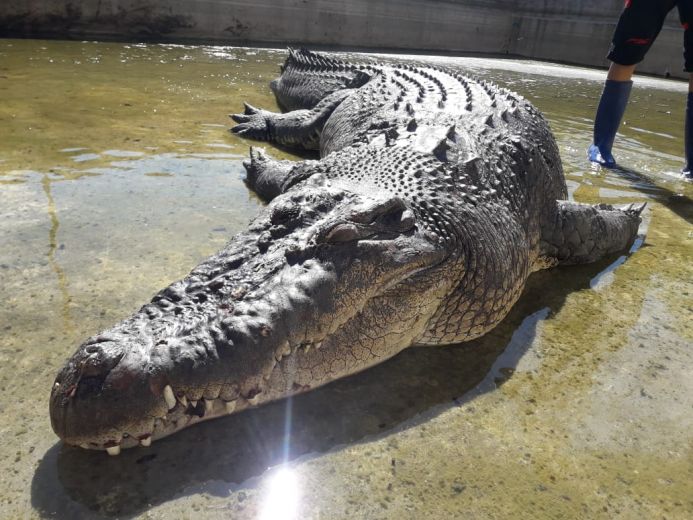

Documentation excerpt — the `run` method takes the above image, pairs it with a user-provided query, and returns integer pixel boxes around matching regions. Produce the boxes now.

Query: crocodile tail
[285,47,349,72]
[275,48,374,111]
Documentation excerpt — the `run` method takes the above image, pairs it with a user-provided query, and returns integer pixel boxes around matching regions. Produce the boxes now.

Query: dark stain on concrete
[0,5,195,41]
[224,17,251,37]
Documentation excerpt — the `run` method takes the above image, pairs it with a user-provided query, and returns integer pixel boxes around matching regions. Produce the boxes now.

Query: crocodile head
[49,183,448,453]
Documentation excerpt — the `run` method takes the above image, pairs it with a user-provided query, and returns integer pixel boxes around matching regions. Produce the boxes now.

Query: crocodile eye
[399,209,415,230]
[324,223,359,243]
[379,208,415,231]
[370,206,415,236]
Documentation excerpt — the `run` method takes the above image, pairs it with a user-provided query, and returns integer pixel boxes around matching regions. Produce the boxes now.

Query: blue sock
[684,92,693,178]
[588,79,633,168]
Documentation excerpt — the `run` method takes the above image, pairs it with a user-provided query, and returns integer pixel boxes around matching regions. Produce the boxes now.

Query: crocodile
[50,49,644,454]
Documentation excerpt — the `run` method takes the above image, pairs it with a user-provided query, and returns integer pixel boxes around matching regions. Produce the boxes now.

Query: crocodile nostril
[76,374,108,398]
[82,358,108,377]
[79,340,125,377]
[76,343,126,397]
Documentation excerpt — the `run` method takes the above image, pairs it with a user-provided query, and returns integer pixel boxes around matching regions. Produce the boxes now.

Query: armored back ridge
[50,50,643,453]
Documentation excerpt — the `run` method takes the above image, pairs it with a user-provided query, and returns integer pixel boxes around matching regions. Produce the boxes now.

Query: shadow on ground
[31,256,621,519]
[609,165,692,225]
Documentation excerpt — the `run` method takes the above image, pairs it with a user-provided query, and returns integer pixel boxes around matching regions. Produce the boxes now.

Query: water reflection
[481,307,551,390]
[40,173,74,334]
[590,235,647,291]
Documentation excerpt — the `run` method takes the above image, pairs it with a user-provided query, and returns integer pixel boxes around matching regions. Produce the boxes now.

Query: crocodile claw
[242,146,267,172]
[230,113,251,123]
[242,147,268,177]
[243,102,260,115]
[229,108,269,140]
[621,202,647,217]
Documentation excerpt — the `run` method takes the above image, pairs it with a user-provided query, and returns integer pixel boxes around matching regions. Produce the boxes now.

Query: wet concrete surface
[0,40,691,519]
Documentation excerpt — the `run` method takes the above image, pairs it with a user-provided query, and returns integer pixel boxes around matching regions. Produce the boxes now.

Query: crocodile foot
[230,102,270,140]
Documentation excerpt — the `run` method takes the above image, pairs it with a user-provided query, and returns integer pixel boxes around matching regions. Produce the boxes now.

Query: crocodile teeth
[247,394,261,406]
[140,436,152,447]
[315,341,323,349]
[153,418,166,433]
[263,370,274,382]
[205,399,214,414]
[275,341,293,362]
[163,385,176,410]
[190,400,198,408]
[106,445,121,456]
[179,395,188,408]
[225,400,237,413]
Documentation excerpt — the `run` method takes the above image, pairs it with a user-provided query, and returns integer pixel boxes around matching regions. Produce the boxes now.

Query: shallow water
[0,39,691,519]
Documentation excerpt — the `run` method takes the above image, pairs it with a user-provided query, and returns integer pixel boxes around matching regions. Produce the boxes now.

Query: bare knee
[607,63,637,82]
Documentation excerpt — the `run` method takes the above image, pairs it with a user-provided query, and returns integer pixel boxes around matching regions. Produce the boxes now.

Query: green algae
[0,40,691,519]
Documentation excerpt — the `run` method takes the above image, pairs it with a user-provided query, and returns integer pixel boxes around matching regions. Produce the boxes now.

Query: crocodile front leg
[242,147,295,201]
[242,147,323,202]
[230,90,353,150]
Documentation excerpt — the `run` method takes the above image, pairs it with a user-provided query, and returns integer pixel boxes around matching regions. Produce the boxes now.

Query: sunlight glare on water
[259,467,300,520]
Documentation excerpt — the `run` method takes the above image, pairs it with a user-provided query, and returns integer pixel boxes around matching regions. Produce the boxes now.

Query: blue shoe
[588,79,633,168]
[588,144,616,168]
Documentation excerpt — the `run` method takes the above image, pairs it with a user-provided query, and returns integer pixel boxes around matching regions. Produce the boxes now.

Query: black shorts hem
[607,46,646,67]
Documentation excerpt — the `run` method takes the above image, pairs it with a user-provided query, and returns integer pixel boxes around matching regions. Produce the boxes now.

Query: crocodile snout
[49,334,156,451]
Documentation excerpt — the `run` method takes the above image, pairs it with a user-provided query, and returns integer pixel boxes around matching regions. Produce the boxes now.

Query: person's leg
[589,1,672,167]
[679,1,693,178]
[589,64,635,167]
[685,74,693,178]
[607,63,637,82]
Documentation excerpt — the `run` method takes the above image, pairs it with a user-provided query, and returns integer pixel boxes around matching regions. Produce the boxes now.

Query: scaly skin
[50,49,644,454]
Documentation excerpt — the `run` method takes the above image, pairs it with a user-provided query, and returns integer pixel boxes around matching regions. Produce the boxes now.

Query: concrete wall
[0,1,688,78]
